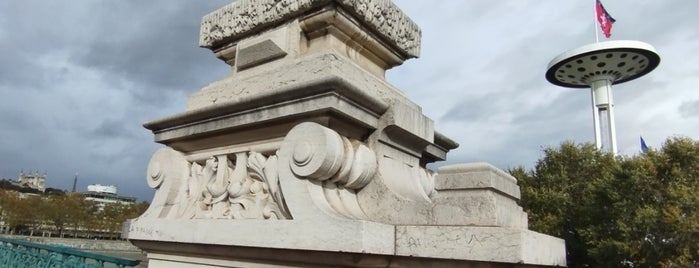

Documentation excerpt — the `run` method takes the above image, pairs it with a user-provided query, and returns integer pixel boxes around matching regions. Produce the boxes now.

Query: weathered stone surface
[185,52,403,111]
[126,0,566,267]
[236,39,287,69]
[134,241,559,268]
[127,219,395,255]
[199,0,420,58]
[396,226,566,266]
[436,162,521,200]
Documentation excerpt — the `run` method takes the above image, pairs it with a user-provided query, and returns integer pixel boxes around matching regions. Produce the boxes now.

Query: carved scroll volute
[288,125,345,181]
[143,147,190,219]
[279,122,377,220]
[332,138,377,190]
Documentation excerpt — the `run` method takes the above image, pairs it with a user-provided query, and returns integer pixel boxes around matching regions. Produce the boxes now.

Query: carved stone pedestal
[124,0,566,267]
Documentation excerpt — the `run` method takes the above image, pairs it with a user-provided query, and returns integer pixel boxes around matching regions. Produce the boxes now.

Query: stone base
[143,248,559,268]
[128,1,568,266]
[126,219,565,267]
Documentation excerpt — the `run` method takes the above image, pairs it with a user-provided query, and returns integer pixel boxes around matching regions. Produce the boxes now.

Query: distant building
[81,184,136,208]
[17,171,46,192]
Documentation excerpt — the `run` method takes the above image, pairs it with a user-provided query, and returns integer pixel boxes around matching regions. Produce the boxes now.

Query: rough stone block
[199,0,421,58]
[395,226,566,266]
[436,162,521,200]
[236,39,287,69]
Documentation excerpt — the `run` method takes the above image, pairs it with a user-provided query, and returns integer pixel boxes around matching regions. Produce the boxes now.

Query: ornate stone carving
[143,148,190,219]
[187,152,291,220]
[229,152,289,219]
[338,0,421,57]
[199,0,420,58]
[144,122,378,221]
[127,0,568,265]
[284,122,377,190]
[372,155,437,205]
[145,149,291,220]
[280,122,377,219]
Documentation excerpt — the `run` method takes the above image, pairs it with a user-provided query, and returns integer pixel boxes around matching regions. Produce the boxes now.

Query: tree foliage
[0,191,148,239]
[513,137,699,267]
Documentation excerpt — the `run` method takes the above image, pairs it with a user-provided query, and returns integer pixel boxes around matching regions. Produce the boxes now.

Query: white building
[17,171,46,192]
[82,184,136,208]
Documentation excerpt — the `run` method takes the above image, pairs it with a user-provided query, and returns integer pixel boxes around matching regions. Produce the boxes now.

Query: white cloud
[388,1,699,170]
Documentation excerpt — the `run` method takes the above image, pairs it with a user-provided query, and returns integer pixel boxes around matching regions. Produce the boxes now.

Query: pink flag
[596,0,616,38]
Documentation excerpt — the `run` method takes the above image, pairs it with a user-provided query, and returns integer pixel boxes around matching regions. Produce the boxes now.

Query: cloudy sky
[1,1,697,201]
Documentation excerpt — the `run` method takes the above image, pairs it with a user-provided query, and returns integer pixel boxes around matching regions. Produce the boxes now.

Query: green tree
[45,195,70,237]
[22,196,44,236]
[514,137,699,267]
[0,191,37,235]
[1,188,150,238]
[95,201,149,239]
[102,203,127,239]
[44,194,95,237]
[0,189,15,234]
[0,189,7,233]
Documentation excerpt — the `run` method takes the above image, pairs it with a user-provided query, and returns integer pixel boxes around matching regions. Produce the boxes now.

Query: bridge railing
[0,236,140,268]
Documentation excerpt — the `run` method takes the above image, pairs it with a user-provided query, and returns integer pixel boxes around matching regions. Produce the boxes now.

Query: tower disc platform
[546,40,660,88]
[545,40,660,154]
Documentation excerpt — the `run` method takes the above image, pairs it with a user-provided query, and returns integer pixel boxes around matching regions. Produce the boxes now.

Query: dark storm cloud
[70,1,231,105]
[92,118,139,139]
[2,1,699,201]
[0,2,91,91]
[1,0,231,105]
[0,104,46,133]
[0,108,49,179]
[0,1,232,200]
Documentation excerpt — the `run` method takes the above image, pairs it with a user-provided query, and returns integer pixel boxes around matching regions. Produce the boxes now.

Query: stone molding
[144,148,290,220]
[300,6,407,69]
[199,0,420,58]
[126,220,566,267]
[139,120,529,227]
[141,122,378,221]
[436,162,521,200]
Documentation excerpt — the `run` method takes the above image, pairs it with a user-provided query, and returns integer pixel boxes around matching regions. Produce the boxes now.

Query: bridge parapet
[0,236,140,268]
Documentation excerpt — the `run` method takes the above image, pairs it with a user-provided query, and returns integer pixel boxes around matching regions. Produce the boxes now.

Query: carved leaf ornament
[145,122,377,220]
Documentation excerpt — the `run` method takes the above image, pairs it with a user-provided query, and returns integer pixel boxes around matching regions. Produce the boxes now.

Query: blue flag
[640,136,649,153]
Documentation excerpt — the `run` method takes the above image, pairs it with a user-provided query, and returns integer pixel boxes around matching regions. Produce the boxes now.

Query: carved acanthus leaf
[148,150,292,220]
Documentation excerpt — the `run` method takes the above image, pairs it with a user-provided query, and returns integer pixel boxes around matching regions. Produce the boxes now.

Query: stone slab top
[199,0,421,58]
[437,162,517,182]
[435,162,521,200]
[126,219,566,267]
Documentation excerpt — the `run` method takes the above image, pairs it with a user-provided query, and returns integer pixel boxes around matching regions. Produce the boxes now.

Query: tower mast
[546,41,660,154]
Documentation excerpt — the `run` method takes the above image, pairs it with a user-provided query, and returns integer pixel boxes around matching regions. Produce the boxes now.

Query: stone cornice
[199,0,421,58]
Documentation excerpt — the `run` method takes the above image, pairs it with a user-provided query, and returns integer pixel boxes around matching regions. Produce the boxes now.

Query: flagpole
[594,0,599,43]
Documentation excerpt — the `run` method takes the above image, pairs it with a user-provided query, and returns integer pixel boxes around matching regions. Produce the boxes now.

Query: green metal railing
[0,237,140,268]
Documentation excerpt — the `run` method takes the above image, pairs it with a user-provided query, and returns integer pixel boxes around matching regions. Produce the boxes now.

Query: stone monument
[124,1,567,267]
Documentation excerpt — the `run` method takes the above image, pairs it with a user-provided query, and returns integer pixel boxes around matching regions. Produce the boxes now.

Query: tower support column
[545,40,660,156]
[590,77,617,154]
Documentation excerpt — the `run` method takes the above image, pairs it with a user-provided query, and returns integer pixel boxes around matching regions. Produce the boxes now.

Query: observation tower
[546,40,660,154]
